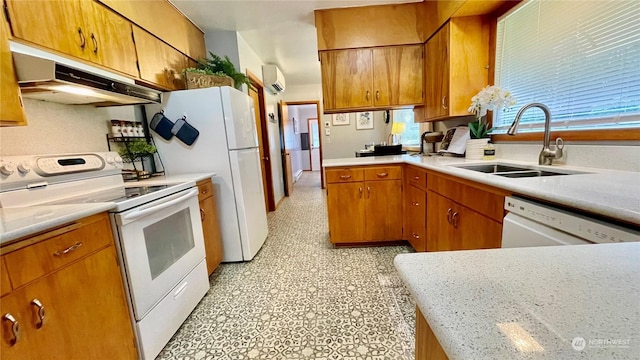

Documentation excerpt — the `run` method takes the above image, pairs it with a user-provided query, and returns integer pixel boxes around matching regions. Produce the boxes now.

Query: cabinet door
[320,49,373,110]
[425,22,450,120]
[0,18,26,126]
[200,196,223,275]
[327,182,365,243]
[82,1,138,77]
[133,26,187,90]
[1,247,136,360]
[455,206,502,250]
[6,0,88,60]
[426,191,455,251]
[405,184,427,251]
[364,180,403,242]
[373,45,423,106]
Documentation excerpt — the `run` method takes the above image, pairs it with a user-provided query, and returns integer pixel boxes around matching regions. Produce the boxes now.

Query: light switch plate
[325,128,330,135]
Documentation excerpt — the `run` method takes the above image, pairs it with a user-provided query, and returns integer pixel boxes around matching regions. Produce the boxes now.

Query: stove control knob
[105,156,115,165]
[114,156,123,164]
[0,162,16,176]
[17,161,31,174]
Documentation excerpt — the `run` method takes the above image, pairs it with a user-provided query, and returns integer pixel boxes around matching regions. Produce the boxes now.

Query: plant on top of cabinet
[184,52,250,90]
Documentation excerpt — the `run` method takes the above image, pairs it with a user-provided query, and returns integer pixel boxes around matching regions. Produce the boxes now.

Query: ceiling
[171,0,420,87]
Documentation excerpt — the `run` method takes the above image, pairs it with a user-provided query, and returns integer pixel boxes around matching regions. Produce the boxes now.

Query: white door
[221,86,258,150]
[228,148,268,260]
[114,188,206,319]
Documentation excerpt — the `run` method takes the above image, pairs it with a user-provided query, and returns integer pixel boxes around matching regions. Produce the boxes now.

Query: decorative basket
[184,72,234,89]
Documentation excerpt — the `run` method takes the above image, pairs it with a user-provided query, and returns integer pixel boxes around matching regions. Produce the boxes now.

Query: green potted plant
[184,51,250,90]
[118,139,157,179]
[466,85,516,159]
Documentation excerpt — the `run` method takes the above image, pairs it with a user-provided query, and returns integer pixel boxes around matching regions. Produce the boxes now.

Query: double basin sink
[452,163,587,178]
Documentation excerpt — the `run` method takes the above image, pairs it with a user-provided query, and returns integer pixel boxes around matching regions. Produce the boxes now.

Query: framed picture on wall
[332,113,349,126]
[355,112,373,130]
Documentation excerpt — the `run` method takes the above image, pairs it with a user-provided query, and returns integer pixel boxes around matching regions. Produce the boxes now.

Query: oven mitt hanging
[171,116,199,146]
[149,112,175,140]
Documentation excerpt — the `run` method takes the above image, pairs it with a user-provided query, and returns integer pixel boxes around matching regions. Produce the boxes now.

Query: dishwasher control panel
[504,196,640,244]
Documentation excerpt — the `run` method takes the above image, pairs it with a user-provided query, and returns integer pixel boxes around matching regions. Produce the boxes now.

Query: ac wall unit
[262,65,285,94]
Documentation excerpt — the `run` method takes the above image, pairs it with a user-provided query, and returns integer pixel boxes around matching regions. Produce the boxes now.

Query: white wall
[0,99,139,156]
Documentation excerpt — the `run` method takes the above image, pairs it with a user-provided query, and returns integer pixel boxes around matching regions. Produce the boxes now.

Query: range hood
[10,42,161,106]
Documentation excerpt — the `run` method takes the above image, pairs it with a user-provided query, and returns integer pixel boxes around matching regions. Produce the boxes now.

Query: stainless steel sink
[453,164,532,173]
[452,163,587,178]
[494,170,568,178]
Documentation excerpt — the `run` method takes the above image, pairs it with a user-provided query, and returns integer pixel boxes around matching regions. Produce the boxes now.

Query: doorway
[278,101,324,192]
[247,70,276,212]
[307,118,321,170]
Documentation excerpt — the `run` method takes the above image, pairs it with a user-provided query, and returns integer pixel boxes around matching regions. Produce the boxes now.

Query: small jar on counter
[483,141,496,160]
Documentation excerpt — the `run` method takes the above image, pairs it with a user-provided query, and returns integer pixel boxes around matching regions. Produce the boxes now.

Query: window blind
[493,0,640,134]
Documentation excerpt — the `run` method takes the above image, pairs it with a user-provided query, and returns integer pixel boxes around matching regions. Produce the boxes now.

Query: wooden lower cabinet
[197,179,223,275]
[416,307,449,360]
[0,213,136,359]
[426,174,505,251]
[404,184,427,251]
[326,166,402,243]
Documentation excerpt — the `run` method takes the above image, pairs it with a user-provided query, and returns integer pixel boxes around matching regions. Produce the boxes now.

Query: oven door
[113,187,206,319]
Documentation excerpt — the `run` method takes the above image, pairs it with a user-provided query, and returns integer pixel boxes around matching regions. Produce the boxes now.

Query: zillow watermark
[572,336,631,351]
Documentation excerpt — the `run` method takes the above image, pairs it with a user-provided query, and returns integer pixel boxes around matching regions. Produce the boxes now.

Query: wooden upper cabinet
[373,45,423,107]
[133,26,187,90]
[1,17,26,126]
[320,49,373,111]
[422,16,490,122]
[6,0,88,59]
[6,0,138,77]
[81,1,138,77]
[98,0,205,61]
[320,45,423,112]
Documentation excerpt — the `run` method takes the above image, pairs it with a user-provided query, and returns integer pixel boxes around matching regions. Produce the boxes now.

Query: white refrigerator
[146,86,268,262]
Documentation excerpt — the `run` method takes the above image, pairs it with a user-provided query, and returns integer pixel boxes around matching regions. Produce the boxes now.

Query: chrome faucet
[507,103,564,165]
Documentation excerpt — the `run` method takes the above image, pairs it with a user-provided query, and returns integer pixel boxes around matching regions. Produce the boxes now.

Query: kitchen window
[392,109,420,146]
[492,0,640,138]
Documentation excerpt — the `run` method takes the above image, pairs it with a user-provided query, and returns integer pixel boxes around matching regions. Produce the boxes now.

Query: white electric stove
[0,152,210,360]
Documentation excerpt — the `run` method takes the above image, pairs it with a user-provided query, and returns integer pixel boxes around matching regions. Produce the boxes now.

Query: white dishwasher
[502,196,640,247]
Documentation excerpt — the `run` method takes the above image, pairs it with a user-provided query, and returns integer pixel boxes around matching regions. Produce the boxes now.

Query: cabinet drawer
[325,168,364,183]
[428,174,506,222]
[196,178,214,201]
[3,214,114,288]
[405,165,428,189]
[364,166,402,181]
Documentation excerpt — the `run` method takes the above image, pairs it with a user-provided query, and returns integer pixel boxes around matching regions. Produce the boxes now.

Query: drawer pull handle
[200,208,205,221]
[414,202,420,206]
[412,233,420,239]
[413,176,420,180]
[446,208,453,224]
[340,175,352,179]
[31,299,46,329]
[2,313,19,345]
[367,186,371,197]
[54,242,83,256]
[376,90,380,101]
[377,172,388,178]
[201,189,208,194]
[366,90,370,101]
[90,33,98,54]
[452,212,459,228]
[359,187,363,198]
[441,95,448,110]
[77,27,86,49]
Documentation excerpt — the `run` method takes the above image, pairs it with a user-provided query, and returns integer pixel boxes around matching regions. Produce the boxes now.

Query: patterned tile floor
[157,171,416,360]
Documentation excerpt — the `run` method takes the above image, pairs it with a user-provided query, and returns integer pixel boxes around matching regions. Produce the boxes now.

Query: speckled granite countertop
[322,155,640,225]
[0,203,116,244]
[394,243,640,359]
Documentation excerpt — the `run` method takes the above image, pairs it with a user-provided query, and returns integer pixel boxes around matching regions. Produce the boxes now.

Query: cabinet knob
[412,176,420,180]
[31,299,46,329]
[412,233,420,239]
[2,314,20,346]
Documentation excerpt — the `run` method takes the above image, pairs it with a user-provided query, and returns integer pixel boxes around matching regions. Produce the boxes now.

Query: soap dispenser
[483,141,496,160]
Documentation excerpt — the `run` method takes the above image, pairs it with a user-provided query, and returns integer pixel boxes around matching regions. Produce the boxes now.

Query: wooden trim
[246,69,264,88]
[492,128,640,142]
[275,195,286,209]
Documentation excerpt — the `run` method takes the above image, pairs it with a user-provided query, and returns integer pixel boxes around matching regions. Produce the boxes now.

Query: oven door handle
[123,188,199,221]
